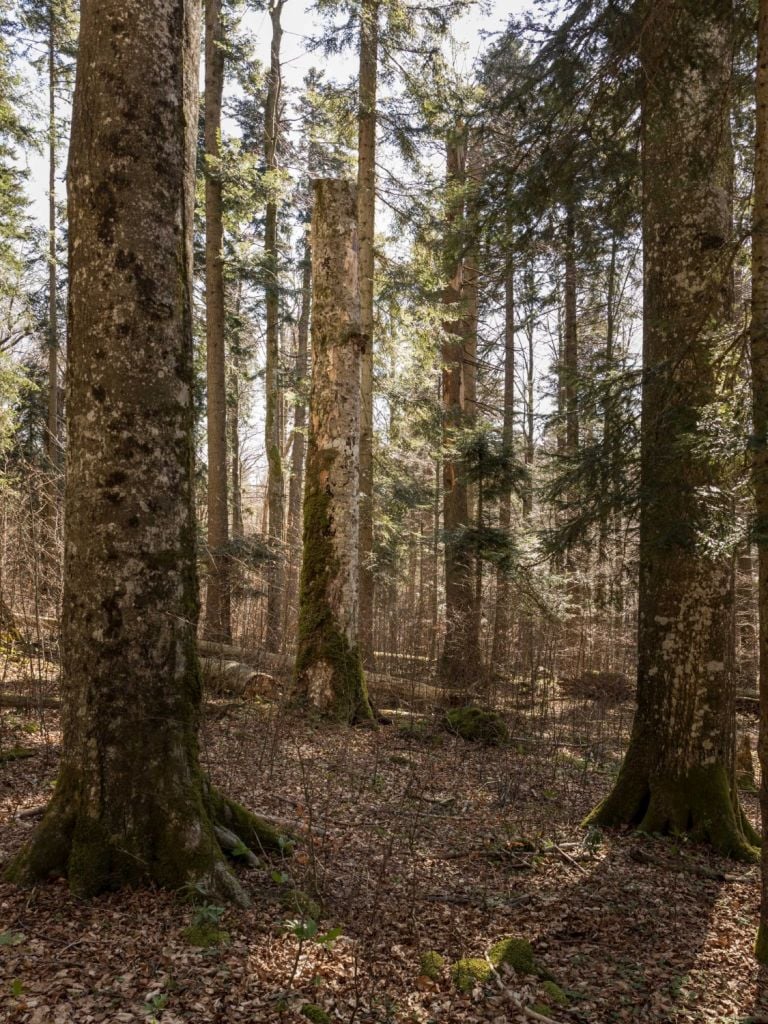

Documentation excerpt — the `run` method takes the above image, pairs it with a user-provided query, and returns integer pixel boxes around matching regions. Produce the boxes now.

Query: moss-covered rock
[182,923,230,948]
[540,980,568,1006]
[419,950,445,981]
[489,937,535,974]
[451,957,491,993]
[301,1005,331,1024]
[444,706,508,745]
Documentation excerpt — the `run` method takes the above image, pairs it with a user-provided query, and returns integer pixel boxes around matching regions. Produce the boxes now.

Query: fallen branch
[550,841,589,875]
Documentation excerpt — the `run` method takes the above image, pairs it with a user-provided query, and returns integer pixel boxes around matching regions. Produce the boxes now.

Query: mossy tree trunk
[4,0,281,902]
[294,179,373,723]
[203,0,231,643]
[439,132,481,690]
[265,0,286,653]
[752,0,768,961]
[586,0,757,861]
[357,0,378,670]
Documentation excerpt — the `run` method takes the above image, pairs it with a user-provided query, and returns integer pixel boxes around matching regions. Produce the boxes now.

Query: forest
[2,0,768,1020]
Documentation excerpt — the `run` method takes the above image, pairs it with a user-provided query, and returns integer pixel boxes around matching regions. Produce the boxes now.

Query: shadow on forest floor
[0,688,765,1023]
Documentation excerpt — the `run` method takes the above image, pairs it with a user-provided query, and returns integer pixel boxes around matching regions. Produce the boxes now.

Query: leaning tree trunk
[264,0,286,652]
[439,132,481,690]
[293,180,373,723]
[586,0,757,860]
[357,0,378,669]
[753,0,768,961]
[4,0,282,902]
[203,0,231,642]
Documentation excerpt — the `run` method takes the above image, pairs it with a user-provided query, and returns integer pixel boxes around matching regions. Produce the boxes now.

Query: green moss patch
[540,980,568,1005]
[451,957,491,993]
[182,924,230,948]
[489,937,535,973]
[444,706,508,745]
[419,950,445,980]
[301,1004,330,1024]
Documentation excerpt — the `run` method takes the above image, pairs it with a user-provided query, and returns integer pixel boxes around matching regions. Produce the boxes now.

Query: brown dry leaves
[1,696,767,1023]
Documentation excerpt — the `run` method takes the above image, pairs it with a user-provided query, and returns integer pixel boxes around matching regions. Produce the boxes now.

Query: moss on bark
[5,778,289,903]
[294,459,373,723]
[584,758,758,862]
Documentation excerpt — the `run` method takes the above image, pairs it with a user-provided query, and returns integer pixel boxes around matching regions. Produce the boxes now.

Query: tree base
[4,778,289,904]
[584,761,759,862]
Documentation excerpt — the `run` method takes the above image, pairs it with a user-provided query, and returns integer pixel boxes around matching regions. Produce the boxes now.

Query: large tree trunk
[753,0,768,962]
[203,0,231,642]
[357,0,378,669]
[438,133,481,688]
[265,0,286,652]
[586,0,756,860]
[293,180,373,722]
[4,0,281,902]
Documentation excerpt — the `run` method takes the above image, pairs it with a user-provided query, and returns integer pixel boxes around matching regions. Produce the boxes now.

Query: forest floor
[0,676,766,1024]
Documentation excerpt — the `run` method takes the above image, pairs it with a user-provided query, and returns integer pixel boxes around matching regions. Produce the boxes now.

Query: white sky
[22,0,531,223]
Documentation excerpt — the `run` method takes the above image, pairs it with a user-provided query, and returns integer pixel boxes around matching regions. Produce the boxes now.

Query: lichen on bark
[585,0,756,860]
[4,0,286,902]
[293,179,373,723]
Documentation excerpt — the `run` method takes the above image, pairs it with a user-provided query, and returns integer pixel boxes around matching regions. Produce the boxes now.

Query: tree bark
[203,0,231,642]
[293,180,373,722]
[586,0,756,860]
[753,0,768,961]
[563,208,579,454]
[46,6,60,470]
[285,228,311,633]
[4,0,281,902]
[357,0,378,669]
[264,0,286,652]
[438,133,481,688]
[492,255,514,668]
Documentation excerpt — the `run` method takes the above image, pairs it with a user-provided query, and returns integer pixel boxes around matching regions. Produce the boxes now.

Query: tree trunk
[229,369,244,541]
[46,8,60,470]
[293,180,373,723]
[285,229,310,633]
[265,0,285,652]
[4,0,281,901]
[203,0,231,642]
[492,255,514,668]
[439,133,481,688]
[523,276,535,520]
[357,0,378,669]
[563,208,579,454]
[752,0,768,961]
[586,0,756,860]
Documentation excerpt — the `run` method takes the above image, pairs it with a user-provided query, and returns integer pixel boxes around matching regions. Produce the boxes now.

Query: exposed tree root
[4,779,291,905]
[585,760,759,862]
